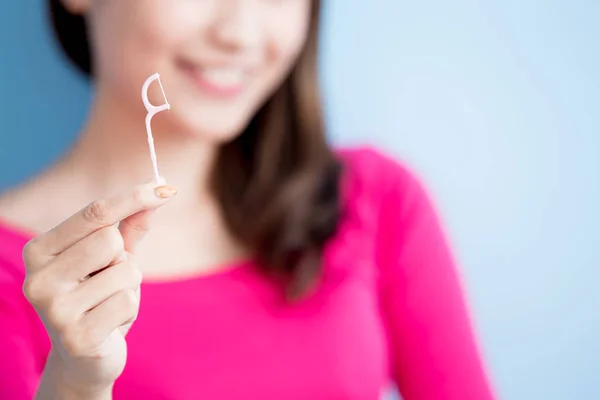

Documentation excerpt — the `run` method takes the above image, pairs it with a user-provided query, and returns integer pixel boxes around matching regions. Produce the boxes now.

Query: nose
[211,0,262,52]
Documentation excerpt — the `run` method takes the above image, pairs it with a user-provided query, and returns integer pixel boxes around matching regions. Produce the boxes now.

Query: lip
[177,59,246,98]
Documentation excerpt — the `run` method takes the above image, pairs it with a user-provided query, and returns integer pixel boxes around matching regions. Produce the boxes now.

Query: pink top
[0,147,494,400]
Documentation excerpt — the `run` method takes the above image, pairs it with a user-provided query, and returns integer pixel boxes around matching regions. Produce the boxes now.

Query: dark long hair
[48,0,343,299]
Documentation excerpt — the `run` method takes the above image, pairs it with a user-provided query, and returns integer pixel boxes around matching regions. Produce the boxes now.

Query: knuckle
[22,238,41,265]
[120,289,139,317]
[84,199,111,224]
[123,263,143,288]
[22,274,50,306]
[22,239,35,259]
[22,275,42,304]
[46,296,72,329]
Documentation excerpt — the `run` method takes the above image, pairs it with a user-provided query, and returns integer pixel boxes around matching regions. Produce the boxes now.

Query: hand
[22,182,177,395]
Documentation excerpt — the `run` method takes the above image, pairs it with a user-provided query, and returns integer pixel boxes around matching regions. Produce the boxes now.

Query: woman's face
[67,0,312,140]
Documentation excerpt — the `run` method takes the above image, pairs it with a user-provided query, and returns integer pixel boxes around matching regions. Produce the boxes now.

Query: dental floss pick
[141,73,170,185]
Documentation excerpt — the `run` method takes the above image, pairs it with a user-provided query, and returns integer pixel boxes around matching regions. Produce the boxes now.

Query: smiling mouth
[177,59,248,98]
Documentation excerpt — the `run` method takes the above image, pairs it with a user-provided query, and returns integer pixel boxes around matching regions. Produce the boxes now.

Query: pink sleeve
[374,155,496,399]
[0,255,49,399]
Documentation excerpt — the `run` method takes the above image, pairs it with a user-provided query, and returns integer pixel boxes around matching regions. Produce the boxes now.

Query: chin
[169,111,253,144]
[158,82,267,143]
[196,124,247,144]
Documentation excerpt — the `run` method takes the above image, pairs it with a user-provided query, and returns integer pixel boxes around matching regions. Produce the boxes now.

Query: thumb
[118,209,156,253]
[118,184,178,253]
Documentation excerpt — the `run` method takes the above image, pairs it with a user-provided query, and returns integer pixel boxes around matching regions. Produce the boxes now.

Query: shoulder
[0,194,46,330]
[335,145,433,216]
[0,183,38,285]
[325,145,447,284]
[0,169,70,236]
[0,217,30,289]
[336,145,409,183]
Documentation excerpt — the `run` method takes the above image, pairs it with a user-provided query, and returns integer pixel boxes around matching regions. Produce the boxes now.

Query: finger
[80,289,140,346]
[70,260,142,315]
[118,209,157,253]
[119,285,141,337]
[33,182,177,257]
[47,226,125,286]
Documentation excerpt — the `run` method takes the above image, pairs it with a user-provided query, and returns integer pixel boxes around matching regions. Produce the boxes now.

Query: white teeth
[200,68,244,86]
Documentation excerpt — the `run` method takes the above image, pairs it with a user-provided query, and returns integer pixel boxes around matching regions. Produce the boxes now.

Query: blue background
[1,1,598,399]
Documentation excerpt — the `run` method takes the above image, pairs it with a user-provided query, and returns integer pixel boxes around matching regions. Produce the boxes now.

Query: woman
[0,0,495,399]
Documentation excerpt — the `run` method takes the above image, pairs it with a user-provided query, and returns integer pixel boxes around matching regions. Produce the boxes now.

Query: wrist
[56,383,113,400]
[39,351,114,400]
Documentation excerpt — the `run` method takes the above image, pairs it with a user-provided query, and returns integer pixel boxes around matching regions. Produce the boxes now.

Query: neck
[57,84,216,203]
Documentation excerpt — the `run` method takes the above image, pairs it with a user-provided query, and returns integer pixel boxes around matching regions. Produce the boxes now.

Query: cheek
[88,2,193,96]
[264,4,312,70]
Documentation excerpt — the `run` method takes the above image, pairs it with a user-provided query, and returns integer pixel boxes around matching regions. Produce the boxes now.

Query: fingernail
[154,185,178,198]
